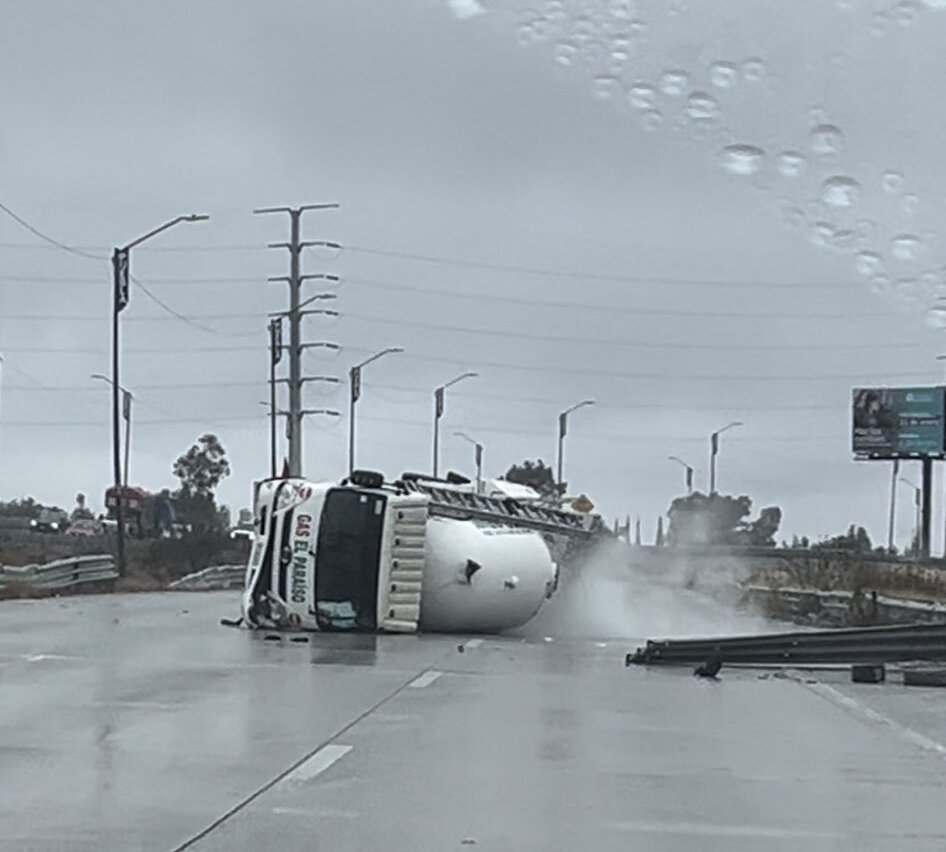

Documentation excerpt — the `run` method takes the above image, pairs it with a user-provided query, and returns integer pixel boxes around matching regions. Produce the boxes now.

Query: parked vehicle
[29,509,69,534]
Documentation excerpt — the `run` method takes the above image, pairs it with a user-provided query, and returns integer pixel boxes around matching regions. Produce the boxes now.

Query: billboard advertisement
[852,387,946,457]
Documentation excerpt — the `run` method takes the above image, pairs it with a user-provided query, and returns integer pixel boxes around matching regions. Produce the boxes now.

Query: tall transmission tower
[254,203,341,477]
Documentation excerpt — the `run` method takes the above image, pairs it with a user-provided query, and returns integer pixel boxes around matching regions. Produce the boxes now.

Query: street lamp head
[714,420,743,437]
[441,371,478,391]
[563,398,595,417]
[185,214,210,222]
[355,347,404,371]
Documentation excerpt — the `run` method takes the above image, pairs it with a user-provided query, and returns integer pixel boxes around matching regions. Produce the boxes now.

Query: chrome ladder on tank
[401,481,597,539]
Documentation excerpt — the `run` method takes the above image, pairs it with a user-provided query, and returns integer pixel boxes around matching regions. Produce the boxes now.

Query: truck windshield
[314,488,386,631]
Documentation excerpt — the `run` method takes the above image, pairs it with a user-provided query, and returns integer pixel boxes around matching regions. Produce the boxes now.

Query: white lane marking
[464,638,483,649]
[271,807,359,818]
[610,820,869,840]
[807,682,946,759]
[409,670,443,689]
[279,744,352,787]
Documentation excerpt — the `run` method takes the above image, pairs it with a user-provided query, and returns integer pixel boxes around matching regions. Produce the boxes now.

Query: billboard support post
[887,459,899,553]
[922,458,933,558]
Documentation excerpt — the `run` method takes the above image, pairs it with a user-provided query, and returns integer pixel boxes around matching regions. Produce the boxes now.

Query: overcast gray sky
[2,0,946,550]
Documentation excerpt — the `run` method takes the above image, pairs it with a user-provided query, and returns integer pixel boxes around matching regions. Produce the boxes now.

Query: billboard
[852,387,946,457]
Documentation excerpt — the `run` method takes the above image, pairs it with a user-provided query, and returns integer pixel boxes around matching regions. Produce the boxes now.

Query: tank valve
[462,559,482,584]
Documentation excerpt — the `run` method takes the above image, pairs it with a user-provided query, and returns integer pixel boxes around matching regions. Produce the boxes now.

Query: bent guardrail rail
[627,622,946,667]
[168,564,245,591]
[0,554,118,595]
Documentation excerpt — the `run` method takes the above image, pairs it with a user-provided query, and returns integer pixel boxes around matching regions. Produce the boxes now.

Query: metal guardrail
[627,623,946,667]
[0,554,117,593]
[168,564,245,591]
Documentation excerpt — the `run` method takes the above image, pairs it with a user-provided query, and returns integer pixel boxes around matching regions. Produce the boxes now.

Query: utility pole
[254,203,340,478]
[109,214,208,577]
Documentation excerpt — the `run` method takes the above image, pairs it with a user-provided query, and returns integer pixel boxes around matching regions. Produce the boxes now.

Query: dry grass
[747,553,946,603]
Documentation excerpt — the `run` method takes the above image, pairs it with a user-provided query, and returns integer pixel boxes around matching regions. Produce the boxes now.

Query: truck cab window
[314,489,386,631]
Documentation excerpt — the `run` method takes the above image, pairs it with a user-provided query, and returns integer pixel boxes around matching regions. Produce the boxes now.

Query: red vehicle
[103,486,189,537]
[104,486,153,536]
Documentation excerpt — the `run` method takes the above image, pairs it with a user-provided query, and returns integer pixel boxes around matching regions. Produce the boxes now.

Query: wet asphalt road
[2,591,946,851]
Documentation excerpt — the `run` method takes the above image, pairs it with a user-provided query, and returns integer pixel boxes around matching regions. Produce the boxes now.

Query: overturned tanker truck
[239,470,604,633]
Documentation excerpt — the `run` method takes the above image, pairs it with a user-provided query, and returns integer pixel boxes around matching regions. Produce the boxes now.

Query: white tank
[418,516,558,632]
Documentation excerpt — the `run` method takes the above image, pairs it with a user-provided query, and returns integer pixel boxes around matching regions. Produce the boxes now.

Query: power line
[0,202,105,261]
[345,278,889,320]
[0,379,842,411]
[342,245,858,291]
[329,383,852,412]
[0,240,259,254]
[0,312,265,323]
[0,296,894,328]
[0,236,865,290]
[0,204,262,337]
[0,337,936,381]
[4,380,266,392]
[130,274,263,337]
[1,302,915,344]
[0,412,841,444]
[390,351,938,382]
[341,310,925,352]
[1,270,883,320]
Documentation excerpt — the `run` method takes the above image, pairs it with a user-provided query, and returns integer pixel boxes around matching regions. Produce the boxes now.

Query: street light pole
[432,372,477,478]
[668,456,695,494]
[557,399,595,493]
[454,431,484,494]
[110,214,208,577]
[709,420,742,495]
[348,347,403,475]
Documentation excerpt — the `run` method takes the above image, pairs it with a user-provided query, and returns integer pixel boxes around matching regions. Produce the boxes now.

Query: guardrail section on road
[0,554,118,595]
